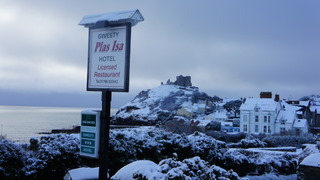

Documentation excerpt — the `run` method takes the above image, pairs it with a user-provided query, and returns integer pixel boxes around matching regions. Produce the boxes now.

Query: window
[243,115,248,122]
[255,116,259,122]
[268,116,271,123]
[255,125,259,132]
[263,126,267,133]
[264,116,267,122]
[268,126,271,133]
[280,127,285,132]
[243,124,248,132]
[281,119,286,125]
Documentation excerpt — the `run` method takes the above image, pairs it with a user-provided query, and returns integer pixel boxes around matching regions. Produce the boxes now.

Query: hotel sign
[87,24,131,92]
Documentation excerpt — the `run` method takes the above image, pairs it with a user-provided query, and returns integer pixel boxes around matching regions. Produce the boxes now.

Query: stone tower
[174,75,192,87]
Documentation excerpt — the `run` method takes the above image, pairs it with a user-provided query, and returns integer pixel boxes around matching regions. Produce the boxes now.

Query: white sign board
[80,110,101,158]
[87,24,131,91]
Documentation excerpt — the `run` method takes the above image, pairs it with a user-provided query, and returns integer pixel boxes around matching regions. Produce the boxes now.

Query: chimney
[260,92,272,99]
[274,94,280,102]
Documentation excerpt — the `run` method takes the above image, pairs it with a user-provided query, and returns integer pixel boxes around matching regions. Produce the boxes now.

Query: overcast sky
[0,0,319,108]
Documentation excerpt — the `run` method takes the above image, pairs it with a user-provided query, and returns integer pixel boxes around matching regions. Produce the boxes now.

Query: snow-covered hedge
[24,134,81,178]
[0,134,81,179]
[263,135,315,147]
[109,127,228,175]
[221,149,298,176]
[0,139,25,178]
[0,128,309,178]
[112,156,240,180]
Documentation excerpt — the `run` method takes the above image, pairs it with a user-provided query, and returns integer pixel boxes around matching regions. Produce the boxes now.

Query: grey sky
[0,1,319,108]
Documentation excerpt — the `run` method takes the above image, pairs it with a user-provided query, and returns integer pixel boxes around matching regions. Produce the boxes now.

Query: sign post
[79,10,144,180]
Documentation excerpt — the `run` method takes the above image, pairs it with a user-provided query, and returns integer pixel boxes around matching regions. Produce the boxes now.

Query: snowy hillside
[114,84,220,125]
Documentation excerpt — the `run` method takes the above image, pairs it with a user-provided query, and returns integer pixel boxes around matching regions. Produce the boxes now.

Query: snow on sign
[87,24,131,91]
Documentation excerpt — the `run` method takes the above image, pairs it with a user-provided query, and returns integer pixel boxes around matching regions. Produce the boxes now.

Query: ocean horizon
[0,105,117,143]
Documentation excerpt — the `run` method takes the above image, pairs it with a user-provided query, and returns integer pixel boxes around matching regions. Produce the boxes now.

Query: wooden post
[99,90,111,180]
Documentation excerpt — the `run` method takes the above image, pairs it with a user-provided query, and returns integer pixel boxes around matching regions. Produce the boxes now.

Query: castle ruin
[165,75,192,87]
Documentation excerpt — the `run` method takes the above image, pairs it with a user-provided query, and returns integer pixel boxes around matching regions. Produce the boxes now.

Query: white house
[240,95,309,135]
[205,111,228,121]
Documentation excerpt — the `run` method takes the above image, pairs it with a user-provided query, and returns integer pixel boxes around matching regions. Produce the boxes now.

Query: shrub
[25,134,81,179]
[160,118,203,135]
[205,121,221,131]
[158,156,240,180]
[109,128,228,176]
[0,139,25,178]
[240,137,267,148]
[263,134,315,147]
[221,148,298,176]
[205,131,247,143]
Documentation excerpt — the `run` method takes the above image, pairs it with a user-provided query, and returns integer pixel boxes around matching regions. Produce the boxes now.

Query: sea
[0,105,117,143]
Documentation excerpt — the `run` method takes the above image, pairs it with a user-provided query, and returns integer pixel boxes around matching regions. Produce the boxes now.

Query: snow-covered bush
[221,149,254,176]
[187,132,228,164]
[109,127,228,175]
[221,149,298,176]
[205,121,221,131]
[239,136,267,148]
[0,139,25,178]
[158,156,239,180]
[112,156,239,180]
[111,160,165,180]
[205,131,246,143]
[25,134,81,178]
[160,118,203,135]
[263,134,315,147]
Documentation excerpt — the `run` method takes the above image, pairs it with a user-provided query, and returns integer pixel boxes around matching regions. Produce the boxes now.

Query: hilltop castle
[164,75,192,87]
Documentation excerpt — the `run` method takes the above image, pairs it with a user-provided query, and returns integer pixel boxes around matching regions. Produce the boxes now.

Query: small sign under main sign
[80,110,101,158]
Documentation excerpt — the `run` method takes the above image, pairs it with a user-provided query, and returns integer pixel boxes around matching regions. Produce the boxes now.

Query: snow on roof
[299,101,310,106]
[300,153,320,167]
[293,119,307,128]
[240,98,277,111]
[310,106,320,114]
[276,102,300,123]
[79,9,144,27]
[221,121,233,126]
[214,111,228,119]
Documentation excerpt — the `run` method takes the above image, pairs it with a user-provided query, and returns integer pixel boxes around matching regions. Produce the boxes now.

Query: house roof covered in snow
[293,119,307,128]
[310,106,320,114]
[275,102,300,123]
[240,98,277,111]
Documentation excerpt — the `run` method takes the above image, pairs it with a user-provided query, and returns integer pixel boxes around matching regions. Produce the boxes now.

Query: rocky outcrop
[113,84,221,125]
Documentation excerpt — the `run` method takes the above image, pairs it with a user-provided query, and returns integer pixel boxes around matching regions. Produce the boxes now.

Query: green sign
[81,146,95,154]
[81,132,95,139]
[81,114,96,126]
[80,110,100,158]
[81,139,95,147]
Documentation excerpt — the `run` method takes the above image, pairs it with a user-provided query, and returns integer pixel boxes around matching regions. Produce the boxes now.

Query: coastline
[0,105,118,143]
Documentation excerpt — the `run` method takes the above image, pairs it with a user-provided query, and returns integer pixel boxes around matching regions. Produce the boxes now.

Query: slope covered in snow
[114,84,220,125]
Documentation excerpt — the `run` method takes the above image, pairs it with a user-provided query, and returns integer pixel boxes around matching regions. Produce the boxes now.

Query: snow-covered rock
[114,84,220,125]
[111,160,165,180]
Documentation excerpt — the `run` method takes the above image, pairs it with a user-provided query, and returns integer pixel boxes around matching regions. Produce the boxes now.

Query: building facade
[240,93,309,135]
